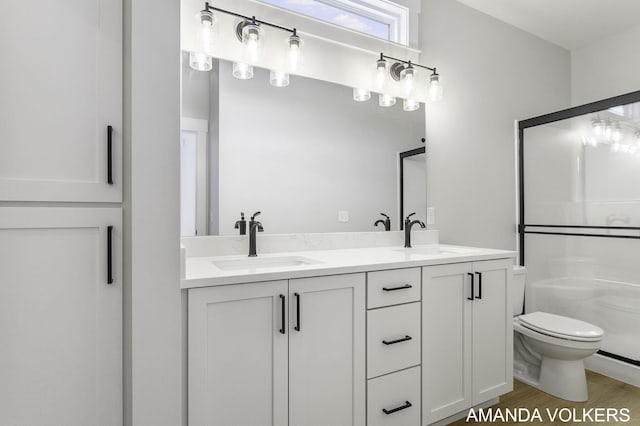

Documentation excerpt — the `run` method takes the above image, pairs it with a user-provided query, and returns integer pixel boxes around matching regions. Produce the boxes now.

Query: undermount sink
[394,246,482,256]
[213,256,322,271]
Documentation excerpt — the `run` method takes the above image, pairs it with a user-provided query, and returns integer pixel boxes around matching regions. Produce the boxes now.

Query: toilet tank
[512,266,526,316]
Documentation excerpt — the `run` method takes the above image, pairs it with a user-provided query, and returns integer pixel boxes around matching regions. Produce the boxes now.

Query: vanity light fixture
[198,6,215,54]
[403,99,420,111]
[353,88,371,102]
[379,53,442,101]
[288,30,303,70]
[232,62,254,79]
[189,51,213,72]
[270,70,290,87]
[379,93,396,107]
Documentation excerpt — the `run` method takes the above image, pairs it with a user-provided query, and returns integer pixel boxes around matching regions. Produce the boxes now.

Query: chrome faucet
[374,213,391,231]
[248,211,264,257]
[404,212,425,248]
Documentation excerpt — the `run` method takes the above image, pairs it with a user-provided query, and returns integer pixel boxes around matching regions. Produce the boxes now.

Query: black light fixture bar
[204,2,297,35]
[380,53,436,73]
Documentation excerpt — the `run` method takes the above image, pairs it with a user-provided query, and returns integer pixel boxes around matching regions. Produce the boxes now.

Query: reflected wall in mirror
[399,148,426,229]
[181,54,425,236]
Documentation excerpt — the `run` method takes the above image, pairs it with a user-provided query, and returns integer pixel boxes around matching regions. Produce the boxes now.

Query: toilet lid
[518,312,604,342]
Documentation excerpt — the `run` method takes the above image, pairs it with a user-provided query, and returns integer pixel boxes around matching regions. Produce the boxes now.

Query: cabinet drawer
[368,268,420,308]
[367,303,420,378]
[367,366,421,426]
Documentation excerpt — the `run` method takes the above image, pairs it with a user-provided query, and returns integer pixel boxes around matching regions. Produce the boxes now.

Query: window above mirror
[258,0,409,45]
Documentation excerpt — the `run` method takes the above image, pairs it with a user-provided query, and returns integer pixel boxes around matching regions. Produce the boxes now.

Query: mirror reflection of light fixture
[403,99,420,111]
[353,88,371,102]
[379,93,396,107]
[189,51,213,71]
[270,70,290,87]
[232,62,254,80]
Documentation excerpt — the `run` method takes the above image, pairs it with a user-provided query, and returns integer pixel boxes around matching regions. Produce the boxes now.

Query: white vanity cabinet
[0,207,123,426]
[188,273,365,426]
[0,0,122,202]
[422,259,513,425]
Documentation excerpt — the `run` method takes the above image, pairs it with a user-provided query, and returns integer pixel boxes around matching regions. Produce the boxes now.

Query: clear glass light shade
[189,52,213,72]
[197,9,215,53]
[242,23,263,50]
[288,34,303,70]
[353,88,371,102]
[376,58,387,85]
[232,62,254,80]
[403,99,420,111]
[270,70,290,87]
[428,73,443,101]
[379,93,396,107]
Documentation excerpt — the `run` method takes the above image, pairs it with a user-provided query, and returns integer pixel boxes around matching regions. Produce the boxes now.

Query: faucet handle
[405,212,416,221]
[380,213,389,219]
[251,211,261,221]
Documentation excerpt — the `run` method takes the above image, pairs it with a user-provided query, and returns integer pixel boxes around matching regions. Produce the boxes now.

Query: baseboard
[428,398,500,426]
[585,353,640,388]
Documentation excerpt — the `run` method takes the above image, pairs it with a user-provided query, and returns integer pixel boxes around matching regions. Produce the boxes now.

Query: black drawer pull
[279,294,286,334]
[294,292,301,331]
[107,226,114,284]
[467,272,474,301]
[382,335,412,345]
[107,125,114,185]
[382,401,412,415]
[475,272,483,299]
[382,284,412,292]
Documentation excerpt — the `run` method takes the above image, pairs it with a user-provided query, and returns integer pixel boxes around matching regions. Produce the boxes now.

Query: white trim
[180,117,208,133]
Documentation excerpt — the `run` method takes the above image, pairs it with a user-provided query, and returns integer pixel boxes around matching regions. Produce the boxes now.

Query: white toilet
[512,266,604,402]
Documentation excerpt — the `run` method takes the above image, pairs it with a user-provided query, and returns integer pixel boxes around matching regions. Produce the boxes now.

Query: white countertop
[182,244,516,289]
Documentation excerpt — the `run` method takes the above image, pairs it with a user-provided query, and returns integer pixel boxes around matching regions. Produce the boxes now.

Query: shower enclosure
[518,90,640,368]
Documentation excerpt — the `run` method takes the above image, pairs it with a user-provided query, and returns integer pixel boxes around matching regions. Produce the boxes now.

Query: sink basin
[213,256,322,271]
[394,246,482,256]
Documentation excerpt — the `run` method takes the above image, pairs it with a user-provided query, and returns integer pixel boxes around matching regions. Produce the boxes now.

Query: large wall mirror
[181,54,426,236]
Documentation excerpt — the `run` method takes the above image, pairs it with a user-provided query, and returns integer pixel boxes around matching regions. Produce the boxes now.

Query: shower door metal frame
[517,89,640,367]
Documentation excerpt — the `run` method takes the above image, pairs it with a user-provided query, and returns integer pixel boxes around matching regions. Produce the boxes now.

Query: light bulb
[189,51,212,72]
[428,72,443,101]
[403,99,420,111]
[603,120,613,140]
[353,88,371,102]
[402,63,415,91]
[288,32,303,70]
[197,8,215,54]
[270,70,290,87]
[241,22,262,61]
[592,118,603,136]
[379,93,396,107]
[612,122,623,142]
[232,62,254,80]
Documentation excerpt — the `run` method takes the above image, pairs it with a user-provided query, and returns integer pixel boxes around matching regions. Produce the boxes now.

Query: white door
[289,274,366,426]
[472,259,513,404]
[0,207,122,426]
[188,281,288,426]
[0,0,122,202]
[422,263,473,424]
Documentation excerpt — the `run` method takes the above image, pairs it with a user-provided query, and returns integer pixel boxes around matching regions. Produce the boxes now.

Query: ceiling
[455,0,640,50]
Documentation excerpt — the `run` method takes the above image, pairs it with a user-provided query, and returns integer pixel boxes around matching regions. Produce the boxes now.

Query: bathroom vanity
[181,232,515,426]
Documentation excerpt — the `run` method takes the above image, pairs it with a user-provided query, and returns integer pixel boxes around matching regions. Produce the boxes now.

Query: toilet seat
[517,312,603,342]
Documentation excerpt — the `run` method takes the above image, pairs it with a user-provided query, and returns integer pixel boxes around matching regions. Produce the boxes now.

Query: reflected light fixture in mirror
[403,99,420,111]
[379,93,396,107]
[189,51,213,71]
[232,62,254,79]
[353,88,371,102]
[270,70,290,87]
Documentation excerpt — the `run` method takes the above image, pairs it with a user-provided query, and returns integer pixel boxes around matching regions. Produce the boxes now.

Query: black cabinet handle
[382,335,412,345]
[382,284,412,292]
[279,295,285,334]
[467,273,474,300]
[107,226,114,284]
[382,401,412,415]
[475,272,483,299]
[107,125,114,185]
[294,292,301,331]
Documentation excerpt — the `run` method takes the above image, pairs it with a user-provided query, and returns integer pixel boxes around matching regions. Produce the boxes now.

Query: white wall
[216,61,425,234]
[571,24,640,105]
[419,0,571,250]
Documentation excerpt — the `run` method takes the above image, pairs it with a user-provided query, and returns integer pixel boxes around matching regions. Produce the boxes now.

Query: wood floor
[450,371,640,425]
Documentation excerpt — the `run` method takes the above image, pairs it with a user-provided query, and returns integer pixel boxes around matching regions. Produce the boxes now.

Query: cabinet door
[422,263,472,425]
[289,274,366,426]
[0,0,122,202]
[0,207,122,426]
[472,259,513,404]
[188,281,288,426]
